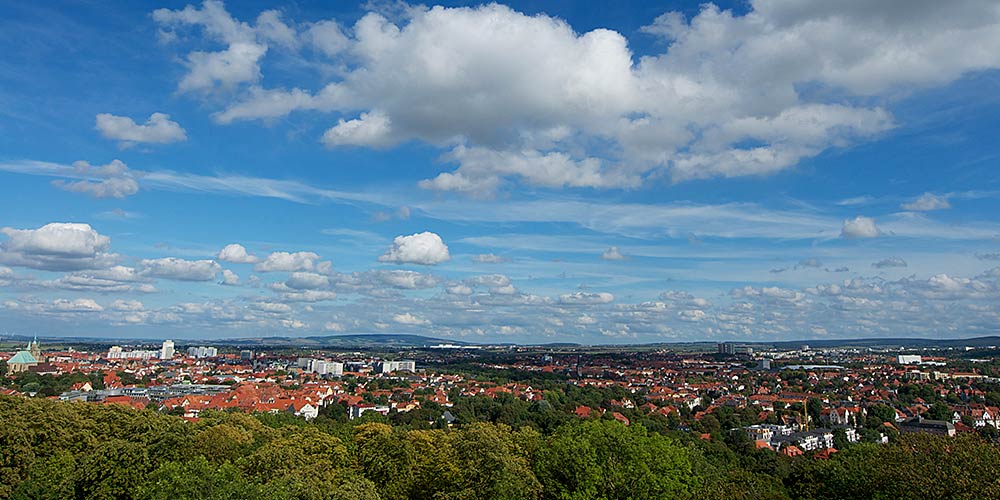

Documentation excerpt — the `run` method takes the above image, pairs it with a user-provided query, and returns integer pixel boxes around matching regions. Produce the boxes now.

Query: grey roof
[902,416,954,430]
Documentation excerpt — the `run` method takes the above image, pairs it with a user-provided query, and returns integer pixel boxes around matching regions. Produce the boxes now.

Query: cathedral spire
[28,335,41,361]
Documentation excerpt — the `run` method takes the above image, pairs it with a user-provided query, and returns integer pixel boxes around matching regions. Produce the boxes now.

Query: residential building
[745,425,774,442]
[377,360,417,373]
[290,402,319,420]
[900,416,956,436]
[106,346,159,359]
[160,340,175,360]
[718,343,753,355]
[187,346,218,358]
[773,430,834,452]
[349,404,391,419]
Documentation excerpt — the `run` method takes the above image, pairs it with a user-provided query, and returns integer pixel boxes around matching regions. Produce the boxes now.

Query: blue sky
[1,0,1000,343]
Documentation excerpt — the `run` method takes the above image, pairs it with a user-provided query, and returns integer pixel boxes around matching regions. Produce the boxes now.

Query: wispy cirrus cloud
[6,158,999,246]
[0,159,390,206]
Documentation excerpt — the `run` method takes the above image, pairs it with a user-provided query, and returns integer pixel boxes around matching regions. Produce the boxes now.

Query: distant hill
[598,336,1000,351]
[6,333,1000,350]
[766,336,1000,349]
[224,333,474,348]
[0,333,474,349]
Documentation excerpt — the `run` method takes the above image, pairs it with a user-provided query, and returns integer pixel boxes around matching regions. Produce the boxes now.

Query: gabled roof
[8,351,38,365]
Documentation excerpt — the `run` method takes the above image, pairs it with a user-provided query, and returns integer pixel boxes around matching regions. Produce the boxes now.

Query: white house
[349,404,391,420]
[290,402,319,420]
[745,425,774,442]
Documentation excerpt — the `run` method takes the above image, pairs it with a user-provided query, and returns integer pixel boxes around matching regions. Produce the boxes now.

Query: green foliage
[7,370,100,397]
[806,399,823,425]
[0,423,35,498]
[262,472,382,500]
[446,422,542,500]
[979,424,1000,443]
[534,420,697,499]
[141,456,260,500]
[255,410,309,429]
[831,428,850,450]
[244,426,350,483]
[865,404,896,426]
[790,434,1000,500]
[3,395,1000,500]
[355,423,417,497]
[692,469,790,500]
[193,424,254,463]
[925,401,952,421]
[405,429,462,498]
[75,439,150,499]
[9,449,75,499]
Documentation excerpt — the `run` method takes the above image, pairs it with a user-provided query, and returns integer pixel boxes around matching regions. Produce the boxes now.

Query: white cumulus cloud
[140,257,221,281]
[285,271,330,290]
[446,283,473,295]
[466,274,512,288]
[220,269,240,285]
[393,312,430,326]
[0,266,13,285]
[378,231,450,265]
[195,1,1000,194]
[602,246,625,260]
[217,243,259,263]
[95,113,187,146]
[372,270,439,289]
[51,298,104,312]
[0,222,115,271]
[53,160,139,199]
[321,111,394,148]
[154,1,294,92]
[110,299,145,312]
[902,192,951,211]
[559,291,615,305]
[254,251,321,272]
[841,216,881,239]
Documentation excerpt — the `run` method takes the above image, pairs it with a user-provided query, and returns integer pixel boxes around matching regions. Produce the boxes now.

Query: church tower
[28,336,42,362]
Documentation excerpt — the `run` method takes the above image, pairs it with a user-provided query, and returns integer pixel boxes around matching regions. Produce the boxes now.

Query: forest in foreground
[3,395,1000,500]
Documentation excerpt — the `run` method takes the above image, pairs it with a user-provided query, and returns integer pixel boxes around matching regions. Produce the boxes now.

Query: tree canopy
[3,395,1000,499]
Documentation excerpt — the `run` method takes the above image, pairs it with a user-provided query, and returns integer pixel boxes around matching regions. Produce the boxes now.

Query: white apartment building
[187,346,218,358]
[160,340,175,360]
[377,360,417,374]
[297,358,344,376]
[107,346,159,360]
[745,425,774,442]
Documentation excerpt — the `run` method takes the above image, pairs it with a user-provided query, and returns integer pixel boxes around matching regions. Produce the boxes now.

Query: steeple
[28,335,41,361]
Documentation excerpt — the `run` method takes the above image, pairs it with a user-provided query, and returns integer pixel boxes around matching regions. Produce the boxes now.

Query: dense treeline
[5,371,104,398]
[2,396,1000,499]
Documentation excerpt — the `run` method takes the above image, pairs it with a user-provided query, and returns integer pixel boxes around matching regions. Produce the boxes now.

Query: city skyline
[2,1,1000,342]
